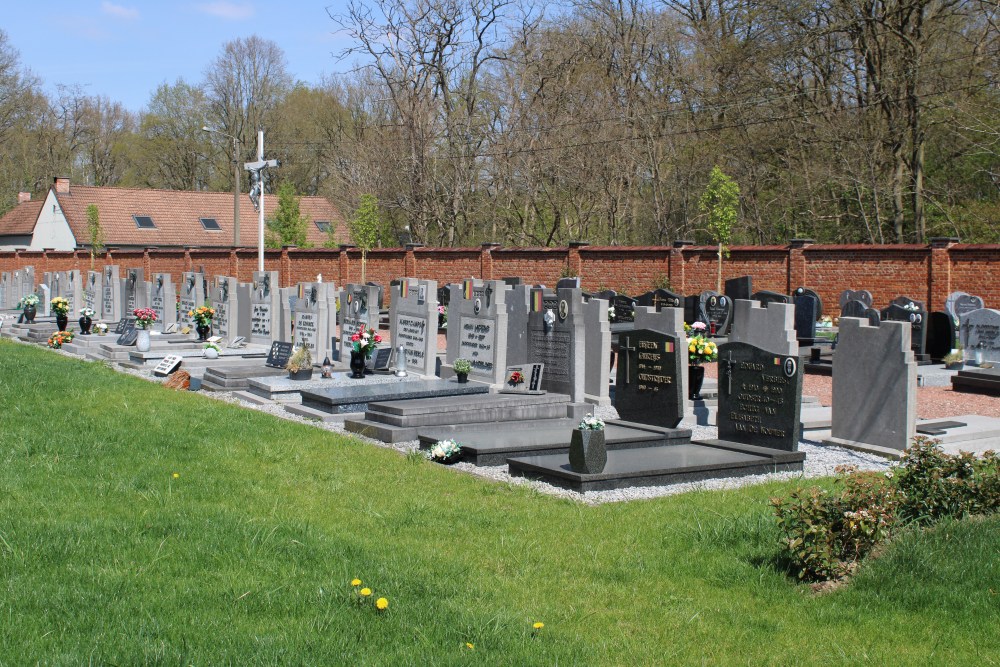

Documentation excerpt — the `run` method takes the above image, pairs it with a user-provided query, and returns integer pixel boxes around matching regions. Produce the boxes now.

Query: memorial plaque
[114,317,134,335]
[949,293,985,326]
[390,278,438,377]
[294,308,320,355]
[372,347,393,371]
[613,329,684,428]
[500,363,545,394]
[459,317,497,375]
[266,341,294,368]
[717,341,803,451]
[838,289,873,310]
[153,355,183,376]
[251,303,273,338]
[116,323,138,346]
[228,336,247,348]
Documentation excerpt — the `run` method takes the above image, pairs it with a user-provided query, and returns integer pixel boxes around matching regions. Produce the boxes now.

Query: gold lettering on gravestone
[635,339,673,393]
[727,369,787,439]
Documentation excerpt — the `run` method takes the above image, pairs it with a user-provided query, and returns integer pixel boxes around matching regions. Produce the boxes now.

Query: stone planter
[569,428,607,474]
[288,368,314,381]
[204,348,220,360]
[136,329,151,352]
[456,372,469,384]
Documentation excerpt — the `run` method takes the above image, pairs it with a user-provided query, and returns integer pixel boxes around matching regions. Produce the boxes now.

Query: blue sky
[5,1,356,111]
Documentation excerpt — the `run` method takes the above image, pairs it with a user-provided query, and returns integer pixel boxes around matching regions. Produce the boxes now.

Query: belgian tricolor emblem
[463,280,474,300]
[531,290,544,312]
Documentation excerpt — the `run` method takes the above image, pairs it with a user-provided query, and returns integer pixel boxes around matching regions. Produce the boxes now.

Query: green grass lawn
[1,339,998,665]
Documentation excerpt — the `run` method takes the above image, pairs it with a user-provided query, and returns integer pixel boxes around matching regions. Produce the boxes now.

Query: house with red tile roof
[0,177,347,251]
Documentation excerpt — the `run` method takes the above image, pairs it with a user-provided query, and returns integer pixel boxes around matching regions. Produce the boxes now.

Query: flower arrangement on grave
[286,344,312,373]
[204,342,221,354]
[189,304,216,325]
[17,294,39,309]
[453,358,472,374]
[578,414,605,431]
[133,307,158,329]
[350,325,382,358]
[80,307,96,318]
[608,306,616,321]
[437,304,447,326]
[93,321,109,335]
[689,321,708,334]
[426,438,462,464]
[47,330,74,349]
[687,335,718,365]
[507,370,525,387]
[50,297,70,316]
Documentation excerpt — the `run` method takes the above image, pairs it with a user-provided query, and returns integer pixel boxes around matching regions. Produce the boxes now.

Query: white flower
[884,470,894,479]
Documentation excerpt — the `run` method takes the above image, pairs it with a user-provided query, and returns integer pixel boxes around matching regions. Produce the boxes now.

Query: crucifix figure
[619,335,637,385]
[724,350,734,397]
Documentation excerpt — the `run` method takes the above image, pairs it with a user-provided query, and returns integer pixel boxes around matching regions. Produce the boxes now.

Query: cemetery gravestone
[882,302,928,360]
[178,272,205,329]
[729,300,799,357]
[716,341,803,451]
[794,294,818,346]
[703,293,733,335]
[960,309,1000,365]
[339,283,381,361]
[212,276,251,341]
[793,287,823,320]
[266,341,294,369]
[556,276,581,289]
[102,266,122,322]
[611,294,636,325]
[149,274,176,331]
[838,289,873,310]
[250,271,282,345]
[84,271,102,316]
[751,290,792,307]
[526,286,600,403]
[945,292,985,328]
[20,267,36,304]
[294,282,334,360]
[725,276,753,303]
[367,281,384,310]
[841,299,868,319]
[890,295,926,311]
[926,312,957,361]
[116,319,138,346]
[124,268,148,312]
[614,328,684,428]
[827,318,916,456]
[635,289,683,311]
[864,307,882,327]
[633,304,688,403]
[446,279,512,385]
[39,284,51,316]
[389,277,438,377]
[683,294,700,326]
[0,272,7,310]
[64,271,82,315]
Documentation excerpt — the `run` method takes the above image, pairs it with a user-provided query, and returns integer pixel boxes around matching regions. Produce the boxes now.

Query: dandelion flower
[172,473,180,479]
[360,587,372,597]
[533,622,544,630]
[376,597,388,611]
[351,578,362,587]
[466,643,475,650]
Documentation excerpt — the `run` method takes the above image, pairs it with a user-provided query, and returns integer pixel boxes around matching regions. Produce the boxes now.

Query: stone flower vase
[204,347,219,360]
[78,315,92,335]
[136,329,151,352]
[349,350,367,378]
[196,323,211,341]
[23,304,36,323]
[569,428,607,474]
[688,364,705,400]
[56,314,69,332]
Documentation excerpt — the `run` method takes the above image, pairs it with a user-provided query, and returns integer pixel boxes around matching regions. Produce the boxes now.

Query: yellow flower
[188,310,194,317]
[351,578,362,587]
[172,473,179,479]
[360,587,372,597]
[466,643,475,650]
[533,622,544,630]
[375,597,388,610]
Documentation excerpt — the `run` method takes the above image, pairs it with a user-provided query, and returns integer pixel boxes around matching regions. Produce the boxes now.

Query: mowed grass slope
[1,339,998,665]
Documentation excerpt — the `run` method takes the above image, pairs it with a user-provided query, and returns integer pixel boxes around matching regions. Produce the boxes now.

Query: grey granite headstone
[827,318,916,456]
[211,276,251,340]
[525,287,593,403]
[445,279,513,386]
[614,328,684,428]
[149,273,176,332]
[339,283,381,361]
[250,270,282,345]
[102,266,122,321]
[633,305,688,403]
[123,268,148,312]
[945,292,985,328]
[178,272,206,329]
[20,267,36,304]
[0,272,8,310]
[390,277,439,377]
[838,289,873,310]
[84,270,102,316]
[728,299,799,357]
[960,308,1000,365]
[38,284,50,316]
[64,270,82,316]
[294,282,335,360]
[716,341,803,451]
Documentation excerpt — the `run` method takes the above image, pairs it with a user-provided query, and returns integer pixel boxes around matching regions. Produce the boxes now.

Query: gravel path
[15,332,997,505]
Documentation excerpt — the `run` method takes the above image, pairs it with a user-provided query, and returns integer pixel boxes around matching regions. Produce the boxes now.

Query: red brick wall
[2,242,996,311]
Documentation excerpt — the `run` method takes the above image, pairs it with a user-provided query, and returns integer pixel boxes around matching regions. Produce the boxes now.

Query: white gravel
[6,332,891,505]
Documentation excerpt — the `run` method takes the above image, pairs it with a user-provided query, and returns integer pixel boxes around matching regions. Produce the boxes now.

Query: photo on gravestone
[703,294,732,334]
[390,278,438,377]
[882,303,928,359]
[613,329,683,428]
[526,289,584,398]
[716,341,803,451]
[266,341,294,368]
[890,295,926,311]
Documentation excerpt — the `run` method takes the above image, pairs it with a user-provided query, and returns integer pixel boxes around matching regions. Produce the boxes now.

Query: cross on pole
[244,129,280,272]
[619,335,637,385]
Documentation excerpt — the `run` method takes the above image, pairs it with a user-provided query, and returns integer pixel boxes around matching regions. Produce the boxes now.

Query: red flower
[374,334,382,343]
[351,334,360,342]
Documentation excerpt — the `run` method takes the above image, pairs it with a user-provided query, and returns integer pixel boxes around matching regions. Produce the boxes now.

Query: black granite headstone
[716,341,803,451]
[883,303,928,357]
[696,291,721,327]
[594,290,617,301]
[265,341,294,368]
[502,277,522,286]
[372,346,393,371]
[635,289,683,311]
[864,308,881,327]
[725,276,753,303]
[703,294,733,334]
[556,277,581,289]
[793,287,823,320]
[751,290,792,307]
[838,289,873,310]
[114,317,134,335]
[611,294,636,324]
[613,329,684,428]
[684,294,701,325]
[437,285,452,307]
[926,311,957,361]
[841,300,868,319]
[890,295,925,312]
[794,295,818,345]
[116,325,138,346]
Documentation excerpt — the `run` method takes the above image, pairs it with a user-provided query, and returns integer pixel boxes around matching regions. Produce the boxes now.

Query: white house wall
[28,191,77,251]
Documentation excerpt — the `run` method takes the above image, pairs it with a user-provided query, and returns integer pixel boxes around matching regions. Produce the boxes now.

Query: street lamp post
[201,126,241,247]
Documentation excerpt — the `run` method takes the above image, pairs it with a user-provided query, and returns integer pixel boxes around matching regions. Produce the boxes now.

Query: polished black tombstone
[611,294,636,324]
[613,329,684,428]
[882,303,929,361]
[635,289,683,311]
[793,287,823,320]
[794,294,818,346]
[838,289,873,310]
[926,311,957,362]
[725,276,753,303]
[703,293,733,335]
[751,290,792,307]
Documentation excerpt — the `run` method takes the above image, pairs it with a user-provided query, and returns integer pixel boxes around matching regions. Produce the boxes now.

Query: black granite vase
[688,364,705,400]
[56,314,69,331]
[23,304,36,323]
[350,350,366,378]
[196,323,211,341]
[569,429,607,474]
[79,315,92,335]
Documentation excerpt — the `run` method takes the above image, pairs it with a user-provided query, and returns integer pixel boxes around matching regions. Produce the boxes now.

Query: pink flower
[351,334,360,342]
[374,335,382,343]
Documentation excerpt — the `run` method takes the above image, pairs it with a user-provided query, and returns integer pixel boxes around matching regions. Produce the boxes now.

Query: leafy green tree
[265,181,311,248]
[349,193,382,282]
[86,204,104,268]
[698,166,740,292]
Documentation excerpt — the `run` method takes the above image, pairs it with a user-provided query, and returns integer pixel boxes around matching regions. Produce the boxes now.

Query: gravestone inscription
[390,277,438,377]
[250,270,282,345]
[266,341,294,369]
[102,266,122,322]
[611,294,636,324]
[613,328,683,428]
[960,308,1000,365]
[178,272,205,329]
[703,293,732,334]
[84,270,102,315]
[717,341,803,451]
[635,289,682,310]
[150,273,176,331]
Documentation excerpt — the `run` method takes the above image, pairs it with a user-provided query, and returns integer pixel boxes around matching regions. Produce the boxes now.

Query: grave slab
[301,377,488,414]
[950,366,1000,396]
[508,440,805,492]
[915,414,1000,455]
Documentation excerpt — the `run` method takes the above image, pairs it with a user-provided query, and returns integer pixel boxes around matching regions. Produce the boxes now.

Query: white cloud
[101,1,139,20]
[196,1,255,20]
